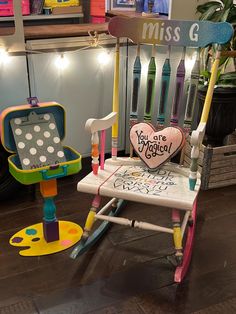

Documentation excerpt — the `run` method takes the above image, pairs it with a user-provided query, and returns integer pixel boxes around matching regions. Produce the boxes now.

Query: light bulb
[55,54,69,70]
[97,51,110,65]
[0,48,10,65]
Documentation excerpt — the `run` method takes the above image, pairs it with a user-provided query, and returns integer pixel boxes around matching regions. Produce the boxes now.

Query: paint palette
[10,111,66,170]
[10,221,83,256]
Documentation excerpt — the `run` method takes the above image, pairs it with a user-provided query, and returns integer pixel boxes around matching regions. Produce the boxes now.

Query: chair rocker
[71,17,233,282]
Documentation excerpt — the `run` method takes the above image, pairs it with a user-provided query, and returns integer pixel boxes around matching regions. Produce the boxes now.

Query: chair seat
[77,158,200,211]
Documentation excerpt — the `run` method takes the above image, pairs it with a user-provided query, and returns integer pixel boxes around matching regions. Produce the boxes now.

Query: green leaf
[221,7,231,22]
[201,70,211,78]
[196,2,222,13]
[199,4,223,21]
[222,0,233,10]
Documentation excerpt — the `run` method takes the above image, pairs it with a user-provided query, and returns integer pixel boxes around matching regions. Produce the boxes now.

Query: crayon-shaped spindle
[157,47,171,126]
[144,45,156,122]
[112,38,120,159]
[171,48,186,126]
[130,44,141,127]
[184,50,200,132]
[91,132,99,175]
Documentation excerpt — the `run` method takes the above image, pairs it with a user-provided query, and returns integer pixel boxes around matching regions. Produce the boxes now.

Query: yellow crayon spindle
[112,38,120,159]
[200,49,221,123]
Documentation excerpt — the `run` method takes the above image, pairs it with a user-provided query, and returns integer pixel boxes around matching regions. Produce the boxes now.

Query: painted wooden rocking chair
[71,17,233,282]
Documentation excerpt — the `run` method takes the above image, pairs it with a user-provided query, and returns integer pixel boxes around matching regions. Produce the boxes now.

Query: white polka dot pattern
[18,142,25,149]
[40,156,47,162]
[44,114,50,121]
[23,158,30,166]
[34,125,40,132]
[47,146,54,153]
[25,133,33,140]
[30,148,37,155]
[49,123,56,130]
[53,137,60,144]
[15,128,22,136]
[57,151,64,158]
[14,118,21,125]
[37,139,44,146]
[44,131,50,138]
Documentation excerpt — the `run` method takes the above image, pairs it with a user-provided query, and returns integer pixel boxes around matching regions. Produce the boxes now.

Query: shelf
[0,13,84,22]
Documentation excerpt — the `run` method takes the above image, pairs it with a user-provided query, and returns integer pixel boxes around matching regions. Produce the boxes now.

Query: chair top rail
[108,16,233,48]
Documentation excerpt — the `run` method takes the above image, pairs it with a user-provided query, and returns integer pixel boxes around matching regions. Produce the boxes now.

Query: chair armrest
[190,122,206,147]
[85,112,117,133]
[189,122,206,191]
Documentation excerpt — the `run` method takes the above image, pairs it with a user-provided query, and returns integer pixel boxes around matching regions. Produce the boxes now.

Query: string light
[0,48,10,65]
[54,54,69,70]
[97,50,110,65]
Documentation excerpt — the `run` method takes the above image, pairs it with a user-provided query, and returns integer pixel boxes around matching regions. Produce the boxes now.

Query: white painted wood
[85,112,117,133]
[181,211,191,236]
[97,198,117,215]
[77,163,200,210]
[95,214,174,234]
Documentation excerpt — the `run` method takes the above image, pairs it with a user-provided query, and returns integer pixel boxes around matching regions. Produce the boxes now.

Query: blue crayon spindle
[130,44,141,127]
[144,45,156,122]
[184,50,200,132]
[157,46,171,127]
[171,48,186,126]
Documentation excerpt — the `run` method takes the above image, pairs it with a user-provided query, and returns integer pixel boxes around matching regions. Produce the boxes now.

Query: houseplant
[196,0,236,146]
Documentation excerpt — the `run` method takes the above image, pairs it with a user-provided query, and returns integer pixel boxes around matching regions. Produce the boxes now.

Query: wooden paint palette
[10,111,66,170]
[130,122,185,170]
[10,221,83,256]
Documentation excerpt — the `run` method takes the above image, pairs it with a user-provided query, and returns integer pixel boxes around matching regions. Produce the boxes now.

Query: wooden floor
[0,159,236,314]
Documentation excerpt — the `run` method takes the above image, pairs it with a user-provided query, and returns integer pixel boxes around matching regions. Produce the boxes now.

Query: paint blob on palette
[10,221,83,256]
[10,112,66,170]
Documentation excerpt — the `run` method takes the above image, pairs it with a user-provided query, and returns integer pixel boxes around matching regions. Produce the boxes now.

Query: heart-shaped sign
[130,123,185,170]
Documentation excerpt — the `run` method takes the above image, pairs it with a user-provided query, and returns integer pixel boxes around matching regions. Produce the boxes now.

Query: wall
[169,0,207,20]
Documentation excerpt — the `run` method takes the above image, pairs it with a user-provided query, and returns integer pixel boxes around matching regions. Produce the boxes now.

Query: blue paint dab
[26,228,37,236]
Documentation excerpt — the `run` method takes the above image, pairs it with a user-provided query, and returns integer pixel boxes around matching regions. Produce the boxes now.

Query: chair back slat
[157,55,171,126]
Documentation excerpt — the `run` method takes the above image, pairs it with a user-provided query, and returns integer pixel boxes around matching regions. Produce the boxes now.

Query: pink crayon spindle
[100,130,106,170]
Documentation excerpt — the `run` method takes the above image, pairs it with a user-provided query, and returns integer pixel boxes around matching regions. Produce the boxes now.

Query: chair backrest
[108,17,233,160]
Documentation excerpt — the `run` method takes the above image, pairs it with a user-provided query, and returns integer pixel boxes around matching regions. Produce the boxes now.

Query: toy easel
[0,98,83,256]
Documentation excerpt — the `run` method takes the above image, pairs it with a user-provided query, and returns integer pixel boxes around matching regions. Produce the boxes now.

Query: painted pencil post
[172,209,183,264]
[81,195,101,243]
[144,45,156,122]
[184,50,200,132]
[112,38,120,160]
[189,47,222,191]
[171,48,186,126]
[130,44,141,127]
[91,131,99,175]
[130,44,141,157]
[157,46,171,127]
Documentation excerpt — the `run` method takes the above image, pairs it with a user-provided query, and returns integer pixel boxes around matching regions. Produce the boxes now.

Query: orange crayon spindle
[91,132,99,174]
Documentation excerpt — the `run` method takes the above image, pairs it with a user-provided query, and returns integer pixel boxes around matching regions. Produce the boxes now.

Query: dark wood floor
[0,159,236,314]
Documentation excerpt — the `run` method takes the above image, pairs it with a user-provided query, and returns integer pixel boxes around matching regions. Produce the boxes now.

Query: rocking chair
[71,16,233,282]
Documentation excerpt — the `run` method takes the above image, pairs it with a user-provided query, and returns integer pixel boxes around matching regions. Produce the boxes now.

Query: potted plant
[196,0,236,146]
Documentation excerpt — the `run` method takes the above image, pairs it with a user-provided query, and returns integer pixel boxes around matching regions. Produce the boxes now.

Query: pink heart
[130,123,185,170]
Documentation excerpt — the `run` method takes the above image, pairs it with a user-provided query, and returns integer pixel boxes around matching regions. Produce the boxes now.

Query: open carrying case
[0,101,82,185]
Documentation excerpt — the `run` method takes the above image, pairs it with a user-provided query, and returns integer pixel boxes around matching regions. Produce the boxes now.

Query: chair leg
[70,199,126,259]
[81,195,101,243]
[174,200,197,283]
[172,209,183,266]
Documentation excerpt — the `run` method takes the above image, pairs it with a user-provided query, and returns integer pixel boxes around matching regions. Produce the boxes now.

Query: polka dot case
[10,111,66,170]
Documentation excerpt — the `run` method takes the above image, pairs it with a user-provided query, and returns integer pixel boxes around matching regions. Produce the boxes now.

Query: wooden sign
[108,16,233,47]
[130,123,185,170]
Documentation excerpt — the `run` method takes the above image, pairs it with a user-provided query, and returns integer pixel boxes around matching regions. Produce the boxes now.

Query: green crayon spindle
[184,50,200,131]
[130,44,141,127]
[171,48,186,126]
[157,46,171,126]
[144,45,156,122]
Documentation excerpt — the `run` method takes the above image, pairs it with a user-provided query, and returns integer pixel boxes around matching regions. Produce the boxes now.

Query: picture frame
[111,0,136,11]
